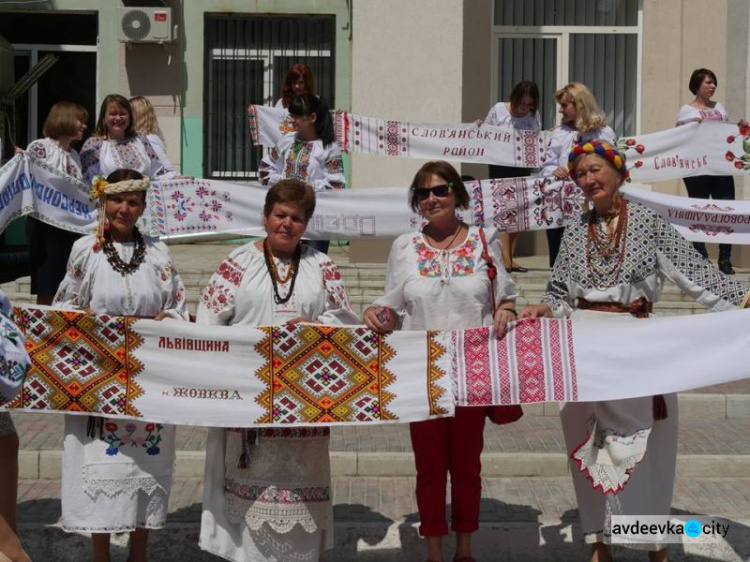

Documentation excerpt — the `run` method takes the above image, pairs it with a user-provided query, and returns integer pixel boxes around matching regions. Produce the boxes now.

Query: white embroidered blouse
[0,290,29,406]
[145,133,177,177]
[54,234,188,319]
[541,202,750,317]
[26,137,83,178]
[676,103,728,126]
[373,226,517,331]
[484,102,541,131]
[196,242,356,539]
[540,125,616,176]
[259,132,346,192]
[197,242,358,326]
[80,134,175,185]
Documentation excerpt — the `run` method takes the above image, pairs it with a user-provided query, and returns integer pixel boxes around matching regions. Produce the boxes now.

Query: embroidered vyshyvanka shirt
[55,234,188,318]
[374,226,517,331]
[26,137,83,178]
[53,234,188,533]
[676,102,728,126]
[541,202,750,317]
[0,290,28,406]
[259,132,346,191]
[540,125,616,176]
[197,242,357,560]
[81,133,174,184]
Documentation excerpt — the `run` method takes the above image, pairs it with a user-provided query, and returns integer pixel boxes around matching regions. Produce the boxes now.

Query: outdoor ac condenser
[118,7,173,43]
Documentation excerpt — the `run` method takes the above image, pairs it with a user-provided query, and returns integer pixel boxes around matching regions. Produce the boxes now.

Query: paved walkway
[15,476,750,561]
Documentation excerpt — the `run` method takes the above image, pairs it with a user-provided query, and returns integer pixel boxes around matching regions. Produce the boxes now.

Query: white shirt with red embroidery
[676,102,729,126]
[197,241,357,326]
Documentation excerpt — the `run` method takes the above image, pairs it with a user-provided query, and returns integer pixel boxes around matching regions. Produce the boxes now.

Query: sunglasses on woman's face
[415,183,452,201]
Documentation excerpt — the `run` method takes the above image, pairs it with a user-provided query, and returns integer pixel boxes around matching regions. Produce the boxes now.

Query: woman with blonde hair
[129,95,176,177]
[540,82,616,267]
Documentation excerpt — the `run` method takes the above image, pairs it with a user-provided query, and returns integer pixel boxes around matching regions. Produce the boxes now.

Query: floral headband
[90,175,150,251]
[567,140,629,181]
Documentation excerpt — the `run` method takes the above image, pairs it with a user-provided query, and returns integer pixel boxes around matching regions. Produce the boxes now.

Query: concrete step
[14,413,750,480]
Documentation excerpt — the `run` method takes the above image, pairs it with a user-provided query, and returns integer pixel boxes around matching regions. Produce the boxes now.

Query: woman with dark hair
[676,68,745,274]
[197,179,358,562]
[54,168,188,562]
[364,161,517,562]
[260,94,345,253]
[23,101,89,305]
[479,80,542,273]
[275,63,316,109]
[80,94,174,185]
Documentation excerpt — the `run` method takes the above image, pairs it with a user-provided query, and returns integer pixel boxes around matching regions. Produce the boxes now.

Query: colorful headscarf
[567,140,629,180]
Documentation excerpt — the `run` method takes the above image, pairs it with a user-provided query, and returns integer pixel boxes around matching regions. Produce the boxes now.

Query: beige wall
[350,0,465,261]
[642,0,748,266]
[118,0,183,171]
[642,0,728,197]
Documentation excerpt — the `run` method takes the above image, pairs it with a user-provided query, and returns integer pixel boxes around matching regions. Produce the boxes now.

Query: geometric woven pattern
[427,331,448,416]
[454,320,578,406]
[9,308,144,416]
[254,324,396,424]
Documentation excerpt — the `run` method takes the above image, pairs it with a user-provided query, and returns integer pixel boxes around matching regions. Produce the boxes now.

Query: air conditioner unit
[118,7,173,43]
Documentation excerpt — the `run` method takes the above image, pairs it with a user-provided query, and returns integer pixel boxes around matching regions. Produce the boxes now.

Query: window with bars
[204,14,336,180]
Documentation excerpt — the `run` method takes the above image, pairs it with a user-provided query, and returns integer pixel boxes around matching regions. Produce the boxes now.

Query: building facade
[1,0,748,264]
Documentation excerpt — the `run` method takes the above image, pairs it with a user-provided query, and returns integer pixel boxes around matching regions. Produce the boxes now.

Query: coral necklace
[263,238,301,304]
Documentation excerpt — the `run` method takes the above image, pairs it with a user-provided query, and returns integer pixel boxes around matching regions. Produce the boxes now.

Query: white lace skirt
[562,310,678,550]
[200,427,333,562]
[61,415,176,533]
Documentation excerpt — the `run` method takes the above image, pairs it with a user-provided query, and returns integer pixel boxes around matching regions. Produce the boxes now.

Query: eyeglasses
[414,183,452,201]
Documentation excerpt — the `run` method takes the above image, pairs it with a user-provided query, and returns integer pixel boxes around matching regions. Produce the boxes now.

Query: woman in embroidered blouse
[197,179,358,562]
[54,169,188,562]
[363,161,517,562]
[541,83,616,268]
[80,94,174,185]
[520,141,750,562]
[23,101,88,305]
[259,94,345,254]
[479,80,542,273]
[676,68,745,275]
[129,95,176,177]
[274,63,315,109]
[0,290,31,562]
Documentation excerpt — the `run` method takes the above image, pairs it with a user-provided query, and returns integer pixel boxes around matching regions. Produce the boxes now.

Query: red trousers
[409,406,486,536]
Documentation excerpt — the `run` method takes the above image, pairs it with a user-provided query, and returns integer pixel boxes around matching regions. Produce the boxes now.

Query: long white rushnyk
[7,306,750,495]
[3,122,750,242]
[249,104,750,182]
[7,306,750,427]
